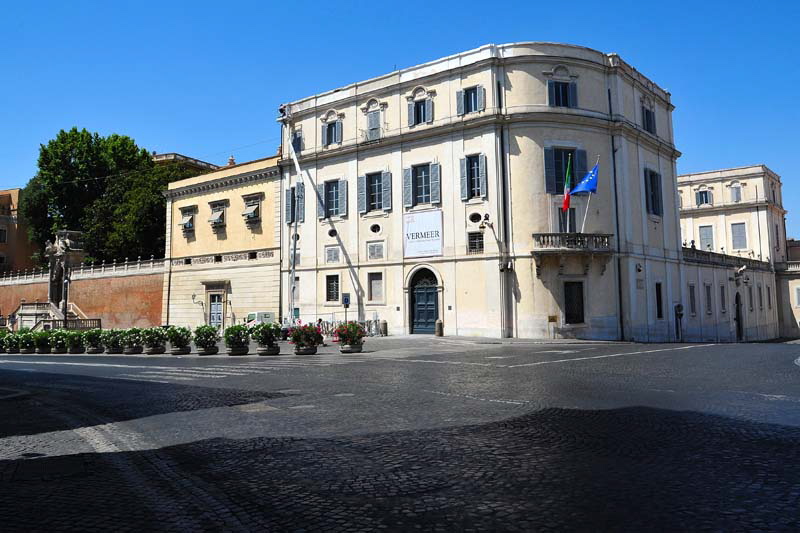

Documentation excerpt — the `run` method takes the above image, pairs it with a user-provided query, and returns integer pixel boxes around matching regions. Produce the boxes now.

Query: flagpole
[580,155,601,234]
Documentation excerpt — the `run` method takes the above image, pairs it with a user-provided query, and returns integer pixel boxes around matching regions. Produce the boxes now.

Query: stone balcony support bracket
[531,233,613,278]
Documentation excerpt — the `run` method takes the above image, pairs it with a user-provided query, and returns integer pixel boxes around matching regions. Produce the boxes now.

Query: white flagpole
[580,155,600,234]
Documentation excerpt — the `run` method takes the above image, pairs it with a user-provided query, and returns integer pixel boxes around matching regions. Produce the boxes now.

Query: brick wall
[70,273,164,329]
[0,281,49,317]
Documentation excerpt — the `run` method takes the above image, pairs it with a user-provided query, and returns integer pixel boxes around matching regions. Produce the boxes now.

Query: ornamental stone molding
[164,167,280,200]
[171,249,276,267]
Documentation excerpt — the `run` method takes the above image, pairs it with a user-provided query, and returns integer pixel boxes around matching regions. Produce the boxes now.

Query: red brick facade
[70,273,163,329]
[0,281,49,318]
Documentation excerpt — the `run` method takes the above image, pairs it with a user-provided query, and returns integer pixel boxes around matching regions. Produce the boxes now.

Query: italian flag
[561,153,572,213]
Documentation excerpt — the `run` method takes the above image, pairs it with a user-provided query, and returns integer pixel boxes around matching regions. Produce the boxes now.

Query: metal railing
[532,233,613,252]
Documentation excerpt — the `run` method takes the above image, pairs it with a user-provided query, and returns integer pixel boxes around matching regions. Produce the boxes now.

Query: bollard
[380,320,388,336]
[434,319,443,336]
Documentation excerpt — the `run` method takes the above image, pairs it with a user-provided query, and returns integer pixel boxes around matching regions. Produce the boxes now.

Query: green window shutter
[338,179,348,216]
[425,98,434,124]
[430,163,441,204]
[296,182,305,223]
[459,158,468,200]
[477,86,486,111]
[568,82,578,108]
[357,175,367,214]
[456,90,465,116]
[381,171,392,211]
[479,154,487,198]
[403,168,413,207]
[317,183,326,219]
[407,101,415,127]
[544,147,556,193]
[547,80,555,107]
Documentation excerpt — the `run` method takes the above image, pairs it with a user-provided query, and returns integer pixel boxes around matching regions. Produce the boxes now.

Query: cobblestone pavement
[0,338,799,531]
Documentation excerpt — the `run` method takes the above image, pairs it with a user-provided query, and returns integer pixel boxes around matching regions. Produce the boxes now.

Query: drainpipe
[607,87,625,341]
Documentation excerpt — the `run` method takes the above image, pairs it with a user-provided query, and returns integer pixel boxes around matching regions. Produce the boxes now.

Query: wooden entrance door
[410,269,438,334]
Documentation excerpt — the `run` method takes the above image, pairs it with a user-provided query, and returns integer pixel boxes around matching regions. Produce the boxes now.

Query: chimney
[227,155,236,166]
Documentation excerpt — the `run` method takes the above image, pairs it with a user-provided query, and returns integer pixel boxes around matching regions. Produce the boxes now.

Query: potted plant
[251,323,281,356]
[193,325,220,355]
[50,329,69,354]
[4,333,21,354]
[167,326,192,355]
[101,329,124,354]
[288,323,321,355]
[19,330,36,354]
[223,324,250,356]
[67,330,85,354]
[0,329,6,354]
[142,327,168,355]
[34,330,52,354]
[83,329,104,354]
[122,328,144,355]
[334,321,367,353]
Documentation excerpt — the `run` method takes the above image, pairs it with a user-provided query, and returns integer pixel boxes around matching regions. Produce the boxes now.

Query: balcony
[775,261,800,274]
[531,233,613,277]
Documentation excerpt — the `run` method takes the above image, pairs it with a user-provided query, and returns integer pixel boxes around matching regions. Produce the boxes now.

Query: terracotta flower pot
[197,346,219,356]
[339,343,363,354]
[257,345,280,356]
[294,346,317,355]
[170,346,191,355]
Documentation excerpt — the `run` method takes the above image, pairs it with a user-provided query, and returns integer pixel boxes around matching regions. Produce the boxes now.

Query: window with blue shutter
[430,163,440,204]
[413,100,426,124]
[642,106,656,134]
[324,181,341,218]
[478,154,487,198]
[407,101,415,127]
[367,111,380,141]
[296,182,305,223]
[412,164,431,204]
[644,169,663,216]
[456,90,465,116]
[381,171,392,211]
[335,120,342,144]
[403,168,413,207]
[425,98,433,124]
[459,158,468,200]
[291,131,303,153]
[338,179,347,216]
[285,188,294,224]
[367,173,383,212]
[544,147,556,194]
[466,155,481,198]
[357,175,367,214]
[549,81,571,107]
[699,225,714,251]
[464,87,478,113]
[547,148,580,195]
[317,183,326,219]
[477,86,485,111]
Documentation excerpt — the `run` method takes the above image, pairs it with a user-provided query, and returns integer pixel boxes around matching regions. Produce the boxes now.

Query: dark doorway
[734,292,744,341]
[564,281,585,324]
[410,269,439,334]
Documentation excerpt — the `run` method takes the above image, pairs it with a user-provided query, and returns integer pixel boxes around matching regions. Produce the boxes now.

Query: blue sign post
[342,293,351,322]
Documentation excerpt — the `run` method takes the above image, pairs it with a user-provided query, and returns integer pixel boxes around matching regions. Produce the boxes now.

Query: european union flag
[570,163,598,195]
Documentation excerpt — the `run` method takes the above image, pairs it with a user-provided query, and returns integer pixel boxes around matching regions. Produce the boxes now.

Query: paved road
[1,337,799,531]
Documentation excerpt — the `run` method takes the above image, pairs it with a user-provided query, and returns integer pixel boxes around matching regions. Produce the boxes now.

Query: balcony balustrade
[531,233,613,277]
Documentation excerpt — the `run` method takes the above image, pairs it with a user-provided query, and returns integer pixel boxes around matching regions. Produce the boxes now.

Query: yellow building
[162,156,282,328]
[0,189,37,272]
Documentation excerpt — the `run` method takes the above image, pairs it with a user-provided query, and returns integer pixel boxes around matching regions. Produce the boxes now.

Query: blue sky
[2,0,798,232]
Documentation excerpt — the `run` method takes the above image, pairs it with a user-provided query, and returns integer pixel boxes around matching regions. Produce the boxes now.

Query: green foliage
[250,322,281,346]
[50,329,69,351]
[100,329,124,351]
[288,324,322,348]
[66,330,85,350]
[19,331,36,351]
[121,328,143,348]
[334,321,366,345]
[141,327,168,348]
[83,328,103,348]
[3,333,21,352]
[167,326,193,348]
[18,128,202,263]
[33,330,51,350]
[194,325,220,350]
[223,325,249,349]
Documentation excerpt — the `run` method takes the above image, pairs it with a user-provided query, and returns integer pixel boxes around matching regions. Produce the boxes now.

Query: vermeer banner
[403,210,443,258]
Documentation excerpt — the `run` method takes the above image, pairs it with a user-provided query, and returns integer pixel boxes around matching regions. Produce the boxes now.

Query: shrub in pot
[101,329,124,354]
[142,327,168,355]
[50,329,69,354]
[223,324,250,356]
[67,330,85,354]
[251,323,281,356]
[0,329,6,354]
[167,326,192,355]
[34,330,52,354]
[121,328,144,355]
[83,329,104,354]
[334,321,367,353]
[19,330,36,354]
[194,325,220,355]
[4,333,21,354]
[288,323,321,355]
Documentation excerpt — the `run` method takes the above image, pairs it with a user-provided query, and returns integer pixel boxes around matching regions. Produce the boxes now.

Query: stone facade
[0,189,37,272]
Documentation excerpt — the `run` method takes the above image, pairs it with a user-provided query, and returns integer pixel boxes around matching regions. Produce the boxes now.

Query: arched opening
[409,268,439,334]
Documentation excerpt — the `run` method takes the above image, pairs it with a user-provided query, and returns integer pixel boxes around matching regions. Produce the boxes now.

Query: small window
[291,131,303,153]
[179,214,194,232]
[467,232,484,255]
[731,223,747,250]
[366,110,380,141]
[414,100,427,124]
[184,258,192,265]
[367,241,384,260]
[208,202,226,228]
[642,106,656,134]
[367,172,383,212]
[368,272,383,301]
[328,229,338,238]
[704,284,713,315]
[655,282,664,319]
[248,252,257,260]
[469,212,482,224]
[550,81,572,107]
[324,122,337,146]
[748,286,754,312]
[464,87,478,114]
[767,286,772,309]
[325,275,340,302]
[466,155,481,199]
[214,255,222,263]
[689,284,697,316]
[645,170,663,216]
[720,285,727,313]
[758,285,763,310]
[242,203,259,222]
[552,148,576,195]
[370,224,381,234]
[696,190,712,206]
[731,185,742,203]
[413,164,431,205]
[699,225,714,251]
[324,181,340,218]
[325,246,340,264]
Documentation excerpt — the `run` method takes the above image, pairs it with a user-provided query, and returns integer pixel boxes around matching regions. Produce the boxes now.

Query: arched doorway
[734,292,744,341]
[409,268,439,334]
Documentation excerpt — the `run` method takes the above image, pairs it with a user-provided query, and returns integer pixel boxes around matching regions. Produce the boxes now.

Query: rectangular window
[366,110,380,141]
[0,228,8,243]
[558,207,577,233]
[731,186,742,203]
[564,281,585,324]
[720,285,727,313]
[553,148,576,195]
[325,122,337,146]
[324,181,340,218]
[758,285,763,310]
[291,131,303,153]
[731,223,747,250]
[208,202,226,228]
[325,275,340,302]
[413,164,431,205]
[643,107,656,134]
[368,272,383,301]
[645,170,663,216]
[414,100,427,124]
[699,225,714,251]
[767,286,772,309]
[367,173,383,211]
[697,190,712,206]
[325,246,340,264]
[550,81,571,107]
[367,241,384,260]
[466,155,481,198]
[748,286,753,311]
[286,188,298,224]
[776,224,780,251]
[214,255,222,263]
[705,284,713,315]
[689,284,697,316]
[655,282,664,319]
[467,232,484,254]
[464,87,478,113]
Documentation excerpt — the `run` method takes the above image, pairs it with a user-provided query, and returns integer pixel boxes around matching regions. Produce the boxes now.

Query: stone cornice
[164,167,280,200]
[679,201,787,216]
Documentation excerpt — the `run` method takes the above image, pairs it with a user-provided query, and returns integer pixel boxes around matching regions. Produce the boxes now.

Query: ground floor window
[655,282,664,319]
[564,281,585,324]
[368,272,383,301]
[326,275,340,302]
